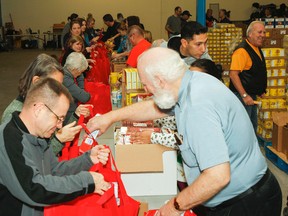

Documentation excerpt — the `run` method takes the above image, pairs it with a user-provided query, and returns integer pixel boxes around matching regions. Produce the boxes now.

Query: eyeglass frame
[44,104,65,123]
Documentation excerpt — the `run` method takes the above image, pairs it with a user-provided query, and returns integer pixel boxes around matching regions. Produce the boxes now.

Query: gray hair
[246,21,265,37]
[137,47,188,86]
[64,52,88,72]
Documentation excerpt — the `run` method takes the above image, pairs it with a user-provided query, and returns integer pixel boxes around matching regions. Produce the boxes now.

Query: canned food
[269,88,277,96]
[271,69,278,77]
[266,69,271,77]
[278,68,286,76]
[269,99,277,109]
[278,78,285,86]
[261,99,270,109]
[277,88,285,96]
[277,99,286,109]
[263,111,271,119]
[263,120,273,129]
[269,79,278,86]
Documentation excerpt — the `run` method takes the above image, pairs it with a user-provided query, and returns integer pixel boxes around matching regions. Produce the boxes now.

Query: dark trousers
[205,170,282,216]
[234,93,258,133]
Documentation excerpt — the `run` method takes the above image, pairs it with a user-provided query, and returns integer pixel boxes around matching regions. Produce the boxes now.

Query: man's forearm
[109,99,168,123]
[229,70,246,95]
[175,162,230,210]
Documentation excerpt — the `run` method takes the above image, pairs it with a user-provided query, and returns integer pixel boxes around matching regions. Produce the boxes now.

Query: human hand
[86,47,93,53]
[55,121,82,142]
[86,114,113,136]
[75,104,93,118]
[156,199,183,216]
[87,59,96,65]
[90,145,110,165]
[243,95,254,106]
[89,172,111,195]
[130,130,153,144]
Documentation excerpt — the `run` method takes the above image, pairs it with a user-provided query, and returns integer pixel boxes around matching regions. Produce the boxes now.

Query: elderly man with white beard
[87,47,282,216]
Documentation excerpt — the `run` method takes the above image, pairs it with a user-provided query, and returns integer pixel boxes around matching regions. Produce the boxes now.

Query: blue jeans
[234,93,258,133]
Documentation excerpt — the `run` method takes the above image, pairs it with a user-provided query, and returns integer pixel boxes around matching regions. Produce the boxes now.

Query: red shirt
[126,39,151,68]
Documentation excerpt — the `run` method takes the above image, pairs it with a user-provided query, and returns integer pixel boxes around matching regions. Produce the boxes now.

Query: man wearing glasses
[0,78,111,216]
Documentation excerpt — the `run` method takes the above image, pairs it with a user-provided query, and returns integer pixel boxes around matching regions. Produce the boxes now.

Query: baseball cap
[182,10,192,16]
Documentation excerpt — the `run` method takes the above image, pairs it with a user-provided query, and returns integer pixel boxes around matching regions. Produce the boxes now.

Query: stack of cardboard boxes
[207,24,242,66]
[257,47,287,140]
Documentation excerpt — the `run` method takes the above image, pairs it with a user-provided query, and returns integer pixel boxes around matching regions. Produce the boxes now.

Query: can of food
[269,79,278,86]
[278,68,286,76]
[257,126,263,136]
[278,78,285,86]
[269,99,277,109]
[263,111,271,119]
[277,99,286,109]
[266,69,271,77]
[261,99,270,109]
[271,69,279,77]
[277,88,285,96]
[269,88,277,96]
[263,120,273,129]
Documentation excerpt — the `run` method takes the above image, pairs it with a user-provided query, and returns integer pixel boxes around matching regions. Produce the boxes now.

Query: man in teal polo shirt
[87,47,282,216]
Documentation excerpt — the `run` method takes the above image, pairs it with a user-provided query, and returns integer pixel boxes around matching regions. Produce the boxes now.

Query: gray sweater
[0,112,95,216]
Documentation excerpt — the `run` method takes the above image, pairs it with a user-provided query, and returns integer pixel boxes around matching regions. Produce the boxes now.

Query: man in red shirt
[126,25,151,68]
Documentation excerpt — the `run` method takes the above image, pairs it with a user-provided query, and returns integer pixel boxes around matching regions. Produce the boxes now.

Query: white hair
[137,47,188,87]
[64,52,88,72]
[246,21,265,37]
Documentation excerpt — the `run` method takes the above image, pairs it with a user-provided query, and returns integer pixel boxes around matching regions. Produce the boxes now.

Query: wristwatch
[241,93,248,98]
[173,197,182,211]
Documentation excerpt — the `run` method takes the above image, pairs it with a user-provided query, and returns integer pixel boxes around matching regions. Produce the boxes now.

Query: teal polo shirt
[173,71,267,207]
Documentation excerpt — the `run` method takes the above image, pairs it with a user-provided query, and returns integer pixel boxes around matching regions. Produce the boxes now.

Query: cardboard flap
[272,111,288,126]
[115,144,174,173]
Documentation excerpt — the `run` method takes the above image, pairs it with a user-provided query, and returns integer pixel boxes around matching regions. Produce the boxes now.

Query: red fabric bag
[45,149,140,216]
[58,111,98,161]
[84,80,112,116]
[86,45,111,84]
[145,209,197,216]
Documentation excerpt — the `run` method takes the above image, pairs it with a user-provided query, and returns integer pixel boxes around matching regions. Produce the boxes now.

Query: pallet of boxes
[207,23,243,87]
[256,17,288,173]
[112,68,178,214]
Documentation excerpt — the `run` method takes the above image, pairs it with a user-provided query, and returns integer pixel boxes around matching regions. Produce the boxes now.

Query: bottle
[116,90,122,107]
[213,20,217,28]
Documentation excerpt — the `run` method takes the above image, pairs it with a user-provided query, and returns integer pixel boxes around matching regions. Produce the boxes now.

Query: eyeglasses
[44,104,65,124]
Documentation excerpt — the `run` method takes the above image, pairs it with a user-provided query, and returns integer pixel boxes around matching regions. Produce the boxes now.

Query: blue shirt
[174,71,267,207]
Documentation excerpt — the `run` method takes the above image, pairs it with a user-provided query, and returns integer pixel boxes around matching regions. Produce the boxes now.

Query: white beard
[153,88,177,109]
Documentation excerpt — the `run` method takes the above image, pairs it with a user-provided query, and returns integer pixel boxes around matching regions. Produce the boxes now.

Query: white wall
[1,0,286,40]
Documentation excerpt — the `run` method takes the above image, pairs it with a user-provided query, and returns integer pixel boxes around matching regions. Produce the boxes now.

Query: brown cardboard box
[112,62,127,72]
[282,125,288,158]
[262,38,283,48]
[272,112,288,152]
[115,144,174,173]
[114,138,177,196]
[138,202,148,216]
[272,28,288,38]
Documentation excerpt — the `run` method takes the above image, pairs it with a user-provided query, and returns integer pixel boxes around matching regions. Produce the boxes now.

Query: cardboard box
[138,202,149,216]
[112,62,127,72]
[275,18,285,28]
[283,126,288,158]
[272,112,288,152]
[264,18,275,28]
[115,144,177,196]
[262,38,282,48]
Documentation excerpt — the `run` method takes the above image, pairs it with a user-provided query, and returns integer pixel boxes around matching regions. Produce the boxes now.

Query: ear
[32,76,40,84]
[181,38,188,48]
[33,103,43,118]
[155,75,166,89]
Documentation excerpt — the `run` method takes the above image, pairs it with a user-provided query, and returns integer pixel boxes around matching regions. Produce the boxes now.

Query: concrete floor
[0,49,287,213]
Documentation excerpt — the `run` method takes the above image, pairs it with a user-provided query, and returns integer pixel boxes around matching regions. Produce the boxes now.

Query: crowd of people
[0,6,287,216]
